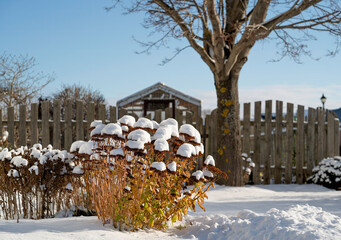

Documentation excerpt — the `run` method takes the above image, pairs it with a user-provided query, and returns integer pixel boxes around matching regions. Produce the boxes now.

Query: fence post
[317,108,324,162]
[64,99,72,150]
[296,105,304,184]
[211,109,218,157]
[110,106,116,123]
[253,101,261,184]
[205,114,211,157]
[7,106,14,147]
[154,109,162,123]
[335,119,340,156]
[98,104,106,123]
[118,108,127,119]
[327,111,335,157]
[19,105,27,147]
[243,103,251,155]
[0,108,2,135]
[264,100,272,184]
[144,113,151,120]
[274,101,283,184]
[186,111,193,124]
[307,108,315,176]
[285,103,294,184]
[42,101,50,147]
[76,100,84,140]
[31,103,38,145]
[87,102,95,139]
[175,109,183,125]
[53,100,61,149]
[165,107,172,119]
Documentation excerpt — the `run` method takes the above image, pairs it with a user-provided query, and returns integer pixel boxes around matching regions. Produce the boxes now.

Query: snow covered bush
[0,131,9,150]
[307,156,341,190]
[241,153,255,184]
[71,117,227,230]
[0,144,78,220]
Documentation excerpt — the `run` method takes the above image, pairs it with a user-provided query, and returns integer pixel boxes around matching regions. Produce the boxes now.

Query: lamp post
[320,94,327,111]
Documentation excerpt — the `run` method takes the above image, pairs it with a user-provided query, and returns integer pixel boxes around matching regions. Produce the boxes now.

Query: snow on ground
[1,184,340,240]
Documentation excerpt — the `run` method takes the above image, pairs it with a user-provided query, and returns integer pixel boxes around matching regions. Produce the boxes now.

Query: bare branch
[0,53,54,107]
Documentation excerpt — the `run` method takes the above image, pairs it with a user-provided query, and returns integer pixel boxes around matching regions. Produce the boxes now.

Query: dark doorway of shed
[143,99,175,118]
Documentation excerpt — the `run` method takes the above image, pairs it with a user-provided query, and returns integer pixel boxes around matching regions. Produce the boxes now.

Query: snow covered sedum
[71,116,227,230]
[0,144,79,220]
[308,156,341,190]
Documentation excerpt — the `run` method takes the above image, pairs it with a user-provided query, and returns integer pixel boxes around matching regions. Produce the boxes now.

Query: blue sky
[1,0,341,112]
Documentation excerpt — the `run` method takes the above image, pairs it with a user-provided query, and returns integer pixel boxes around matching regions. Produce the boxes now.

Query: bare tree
[52,84,106,119]
[109,0,341,186]
[0,53,54,107]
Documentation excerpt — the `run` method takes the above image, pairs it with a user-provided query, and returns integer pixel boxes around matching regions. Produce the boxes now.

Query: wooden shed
[116,82,202,124]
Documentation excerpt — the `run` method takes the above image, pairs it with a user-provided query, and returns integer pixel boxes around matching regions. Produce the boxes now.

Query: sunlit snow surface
[1,184,341,240]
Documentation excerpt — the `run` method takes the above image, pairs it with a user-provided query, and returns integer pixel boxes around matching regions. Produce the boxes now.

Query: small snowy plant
[0,131,9,150]
[0,144,77,219]
[71,117,227,230]
[307,156,341,190]
[241,153,255,184]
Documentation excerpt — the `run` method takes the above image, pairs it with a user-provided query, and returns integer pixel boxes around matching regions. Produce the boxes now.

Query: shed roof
[117,82,202,108]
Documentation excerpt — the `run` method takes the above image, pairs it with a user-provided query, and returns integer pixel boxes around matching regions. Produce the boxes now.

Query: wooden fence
[0,100,199,151]
[204,100,340,184]
[1,99,340,184]
[0,100,116,150]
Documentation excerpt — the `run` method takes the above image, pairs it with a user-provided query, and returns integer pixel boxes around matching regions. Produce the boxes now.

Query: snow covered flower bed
[0,144,79,220]
[1,184,341,239]
[308,156,341,190]
[71,117,227,230]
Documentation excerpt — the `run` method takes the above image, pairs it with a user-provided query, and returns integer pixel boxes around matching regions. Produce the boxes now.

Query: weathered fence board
[110,106,116,123]
[285,103,294,184]
[42,101,50,147]
[64,99,73,151]
[327,111,335,157]
[8,106,14,147]
[264,100,272,184]
[204,114,211,156]
[19,105,26,147]
[98,104,106,123]
[76,100,84,141]
[165,107,172,119]
[53,100,61,149]
[186,111,193,125]
[31,103,38,145]
[335,119,340,156]
[0,109,2,134]
[317,108,324,163]
[242,103,251,155]
[307,108,315,176]
[275,101,283,184]
[253,101,261,184]
[88,102,95,138]
[296,105,304,184]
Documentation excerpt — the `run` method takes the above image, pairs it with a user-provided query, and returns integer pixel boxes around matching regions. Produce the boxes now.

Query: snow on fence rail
[0,99,340,185]
[204,100,340,184]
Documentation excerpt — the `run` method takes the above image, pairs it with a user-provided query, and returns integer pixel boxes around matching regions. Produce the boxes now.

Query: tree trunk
[214,70,243,186]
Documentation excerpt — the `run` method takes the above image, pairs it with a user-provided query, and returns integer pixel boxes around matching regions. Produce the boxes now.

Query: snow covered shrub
[241,153,255,184]
[71,117,227,230]
[307,156,341,190]
[0,144,78,220]
[0,131,9,150]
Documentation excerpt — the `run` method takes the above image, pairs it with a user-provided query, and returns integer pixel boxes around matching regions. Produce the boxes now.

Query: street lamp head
[320,94,327,104]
